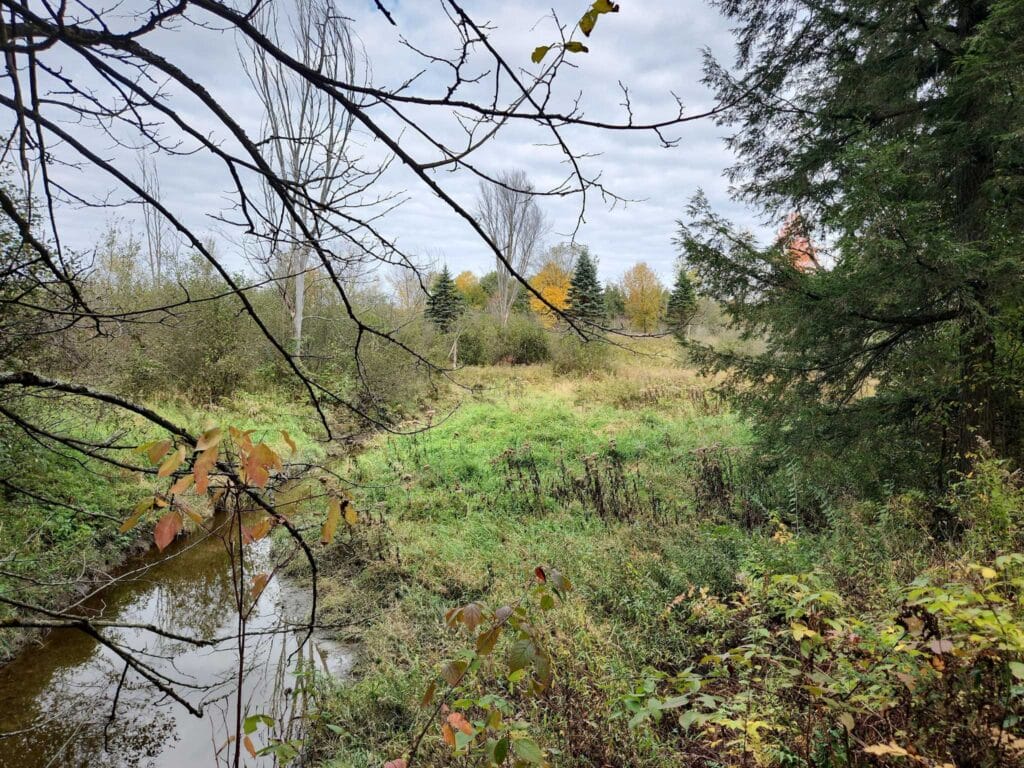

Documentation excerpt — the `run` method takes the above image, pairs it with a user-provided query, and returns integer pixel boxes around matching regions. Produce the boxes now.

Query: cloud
[24,0,765,284]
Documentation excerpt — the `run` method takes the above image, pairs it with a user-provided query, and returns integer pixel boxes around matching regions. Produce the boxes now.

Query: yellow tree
[622,262,664,332]
[528,260,570,327]
[454,270,487,307]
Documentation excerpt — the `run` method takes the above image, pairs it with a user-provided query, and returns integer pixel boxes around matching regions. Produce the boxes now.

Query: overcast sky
[49,0,765,285]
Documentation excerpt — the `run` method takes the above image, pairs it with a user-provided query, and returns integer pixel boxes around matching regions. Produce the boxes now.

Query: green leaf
[564,41,589,54]
[513,737,544,764]
[680,710,711,730]
[531,45,550,64]
[1009,661,1024,680]
[508,639,534,673]
[243,713,274,734]
[579,9,597,36]
[490,736,510,765]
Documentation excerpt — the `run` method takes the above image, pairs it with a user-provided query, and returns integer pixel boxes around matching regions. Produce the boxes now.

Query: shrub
[550,334,609,375]
[622,557,1024,768]
[455,312,549,366]
[497,314,549,365]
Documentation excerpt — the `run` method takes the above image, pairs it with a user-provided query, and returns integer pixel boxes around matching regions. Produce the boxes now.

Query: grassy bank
[303,343,1024,768]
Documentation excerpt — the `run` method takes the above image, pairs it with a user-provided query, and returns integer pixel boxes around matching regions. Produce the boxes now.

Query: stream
[0,513,351,767]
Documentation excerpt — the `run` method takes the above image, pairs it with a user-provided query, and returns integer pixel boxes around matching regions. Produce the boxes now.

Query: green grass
[303,356,793,767]
[301,345,979,767]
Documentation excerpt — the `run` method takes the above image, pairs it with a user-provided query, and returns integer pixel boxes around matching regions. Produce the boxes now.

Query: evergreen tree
[425,266,463,332]
[604,282,625,320]
[680,0,1024,494]
[665,267,697,339]
[566,248,605,323]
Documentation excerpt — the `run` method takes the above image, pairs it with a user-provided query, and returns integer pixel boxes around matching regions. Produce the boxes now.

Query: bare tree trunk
[241,0,370,354]
[476,169,547,326]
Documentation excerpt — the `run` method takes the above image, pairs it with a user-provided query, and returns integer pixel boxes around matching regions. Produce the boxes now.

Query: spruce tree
[680,0,1024,492]
[665,267,697,339]
[566,248,605,323]
[425,266,463,332]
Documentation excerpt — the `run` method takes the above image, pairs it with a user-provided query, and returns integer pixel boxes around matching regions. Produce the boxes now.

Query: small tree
[425,267,464,333]
[604,282,625,321]
[529,260,571,327]
[455,270,487,308]
[622,262,664,333]
[567,248,605,324]
[666,267,698,339]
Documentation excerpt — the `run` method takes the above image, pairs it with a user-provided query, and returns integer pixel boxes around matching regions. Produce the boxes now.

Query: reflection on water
[0,514,350,767]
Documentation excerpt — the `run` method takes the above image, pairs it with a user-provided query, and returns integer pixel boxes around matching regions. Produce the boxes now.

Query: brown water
[0,515,351,767]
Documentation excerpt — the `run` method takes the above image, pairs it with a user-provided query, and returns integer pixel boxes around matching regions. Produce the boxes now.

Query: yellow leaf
[321,498,341,544]
[863,743,910,757]
[119,497,154,533]
[157,446,186,478]
[247,516,273,542]
[169,474,194,495]
[183,506,206,526]
[280,430,297,454]
[343,499,357,527]
[195,427,222,452]
[138,439,172,466]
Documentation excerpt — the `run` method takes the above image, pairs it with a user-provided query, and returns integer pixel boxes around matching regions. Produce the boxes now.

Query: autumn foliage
[528,261,571,328]
[622,262,664,332]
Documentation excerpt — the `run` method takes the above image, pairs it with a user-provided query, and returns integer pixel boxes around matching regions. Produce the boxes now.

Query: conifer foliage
[566,248,605,324]
[425,266,464,333]
[665,267,697,339]
[679,0,1024,489]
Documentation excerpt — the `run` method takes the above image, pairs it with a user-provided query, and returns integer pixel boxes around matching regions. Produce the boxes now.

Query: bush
[551,334,609,375]
[456,313,500,366]
[456,312,549,366]
[497,314,549,364]
[622,557,1024,768]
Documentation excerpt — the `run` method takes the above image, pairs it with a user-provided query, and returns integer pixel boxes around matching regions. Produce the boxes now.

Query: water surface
[0,514,349,767]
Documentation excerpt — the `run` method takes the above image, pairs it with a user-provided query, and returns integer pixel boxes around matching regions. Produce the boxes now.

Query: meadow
[288,341,1024,768]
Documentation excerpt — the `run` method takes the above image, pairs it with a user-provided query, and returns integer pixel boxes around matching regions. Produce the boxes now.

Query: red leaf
[384,761,408,768]
[441,723,455,747]
[461,602,483,631]
[154,511,183,551]
[447,712,473,736]
[534,566,547,583]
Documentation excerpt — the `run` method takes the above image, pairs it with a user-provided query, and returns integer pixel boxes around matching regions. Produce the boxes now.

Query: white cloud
[22,0,767,284]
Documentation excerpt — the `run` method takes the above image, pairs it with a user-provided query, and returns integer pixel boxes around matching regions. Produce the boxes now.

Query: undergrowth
[303,348,1024,768]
